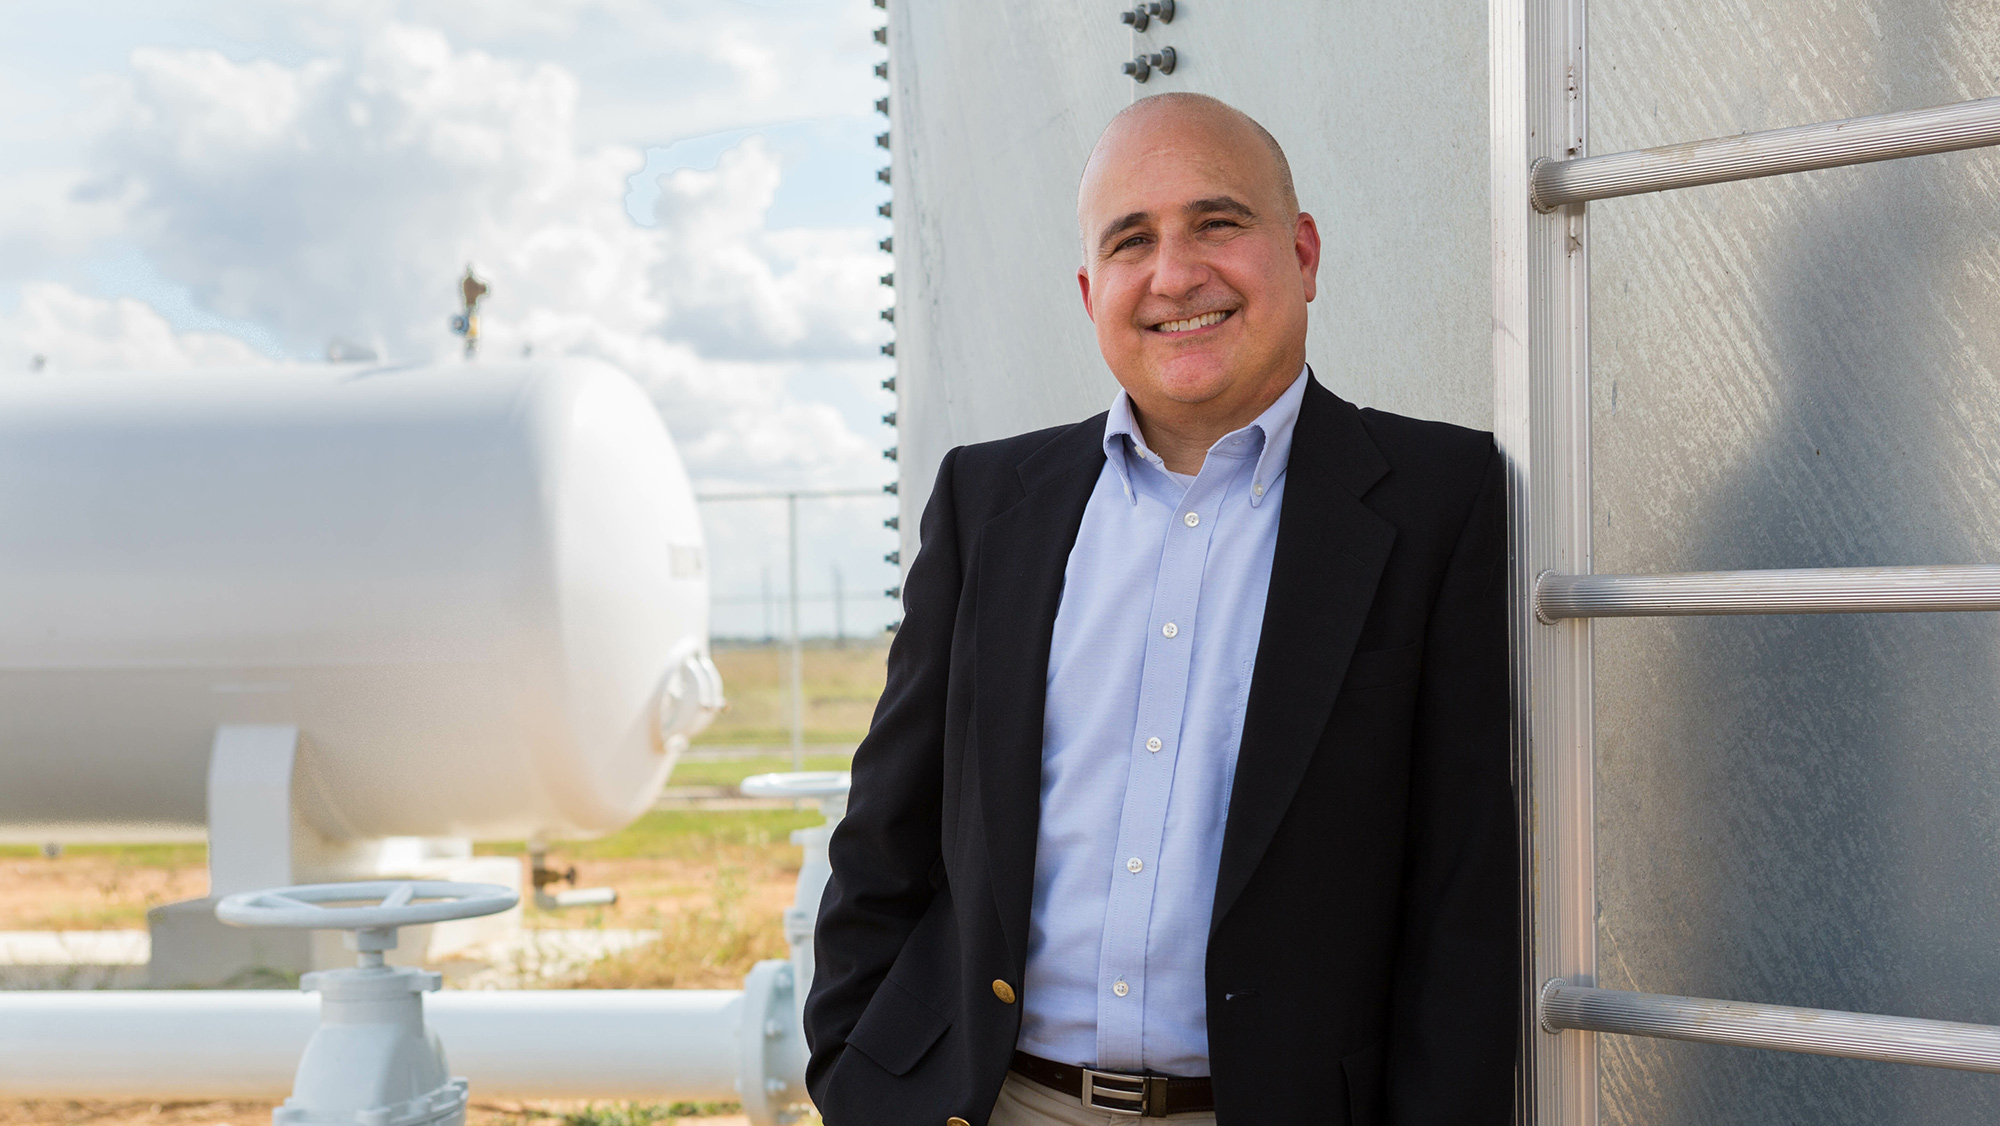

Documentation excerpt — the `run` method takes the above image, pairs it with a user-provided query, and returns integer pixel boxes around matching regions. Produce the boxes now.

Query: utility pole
[832,565,846,647]
[787,494,804,773]
[691,485,888,773]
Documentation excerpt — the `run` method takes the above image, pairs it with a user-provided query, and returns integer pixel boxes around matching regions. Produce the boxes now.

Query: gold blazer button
[991,979,1017,1004]
[948,1118,972,1126]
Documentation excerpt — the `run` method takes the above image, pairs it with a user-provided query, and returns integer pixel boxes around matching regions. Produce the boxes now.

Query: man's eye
[1115,235,1149,251]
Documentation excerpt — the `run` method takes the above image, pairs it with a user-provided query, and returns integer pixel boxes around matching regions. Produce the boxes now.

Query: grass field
[697,639,888,746]
[481,808,823,989]
[667,753,856,789]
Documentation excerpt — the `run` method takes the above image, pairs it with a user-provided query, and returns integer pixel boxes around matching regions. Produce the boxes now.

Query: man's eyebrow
[1095,211,1149,251]
[1186,195,1255,220]
[1093,197,1257,252]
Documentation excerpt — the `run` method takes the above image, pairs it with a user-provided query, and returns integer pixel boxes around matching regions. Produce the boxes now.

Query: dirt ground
[0,840,798,951]
[0,848,206,931]
[492,853,796,991]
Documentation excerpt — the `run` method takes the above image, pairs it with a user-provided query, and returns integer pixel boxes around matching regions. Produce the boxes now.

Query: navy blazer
[804,376,1518,1125]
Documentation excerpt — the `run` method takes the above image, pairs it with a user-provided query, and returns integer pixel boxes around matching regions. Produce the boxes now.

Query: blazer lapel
[1212,380,1395,931]
[973,417,1107,969]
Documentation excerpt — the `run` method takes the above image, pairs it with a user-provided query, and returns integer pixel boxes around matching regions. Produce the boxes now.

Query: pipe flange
[1538,977,1568,1034]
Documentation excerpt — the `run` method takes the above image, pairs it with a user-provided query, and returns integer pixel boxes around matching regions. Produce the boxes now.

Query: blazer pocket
[845,977,952,1077]
[1340,1040,1385,1126]
[1342,642,1423,692]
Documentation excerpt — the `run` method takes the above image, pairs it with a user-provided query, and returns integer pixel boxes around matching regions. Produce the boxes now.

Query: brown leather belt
[1010,1050,1214,1118]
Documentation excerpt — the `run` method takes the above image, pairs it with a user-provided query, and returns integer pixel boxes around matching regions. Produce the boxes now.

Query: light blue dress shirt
[1016,368,1306,1078]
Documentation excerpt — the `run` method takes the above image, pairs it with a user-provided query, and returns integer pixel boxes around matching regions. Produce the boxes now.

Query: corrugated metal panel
[1588,4,2000,1121]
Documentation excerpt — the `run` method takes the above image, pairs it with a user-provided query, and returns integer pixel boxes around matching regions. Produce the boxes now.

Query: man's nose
[1149,232,1211,297]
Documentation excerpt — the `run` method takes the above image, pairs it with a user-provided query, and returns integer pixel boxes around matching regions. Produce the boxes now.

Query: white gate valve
[735,772,851,1126]
[217,881,518,1126]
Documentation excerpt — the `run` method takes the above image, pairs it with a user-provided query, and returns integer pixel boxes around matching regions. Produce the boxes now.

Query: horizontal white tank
[0,359,717,844]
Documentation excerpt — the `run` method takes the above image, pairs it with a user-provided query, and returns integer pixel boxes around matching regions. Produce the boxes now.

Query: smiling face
[1077,96,1319,436]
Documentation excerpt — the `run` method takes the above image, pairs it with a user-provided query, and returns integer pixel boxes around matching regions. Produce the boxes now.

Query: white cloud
[29,21,890,486]
[270,0,887,148]
[0,282,266,374]
[0,4,901,633]
[504,314,876,483]
[649,139,887,359]
[97,26,616,360]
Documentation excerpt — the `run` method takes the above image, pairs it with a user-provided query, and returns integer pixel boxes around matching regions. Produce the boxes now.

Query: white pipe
[0,989,743,1101]
[434,990,743,1099]
[0,991,312,1098]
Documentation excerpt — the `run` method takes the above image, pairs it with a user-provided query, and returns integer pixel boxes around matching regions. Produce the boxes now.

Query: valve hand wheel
[217,880,518,959]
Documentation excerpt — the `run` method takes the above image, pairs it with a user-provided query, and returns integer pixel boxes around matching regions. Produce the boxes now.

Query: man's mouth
[1150,309,1233,334]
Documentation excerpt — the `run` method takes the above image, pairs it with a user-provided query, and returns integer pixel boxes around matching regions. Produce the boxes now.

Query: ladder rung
[1540,981,2000,1074]
[1535,565,2000,621]
[1531,94,2000,210]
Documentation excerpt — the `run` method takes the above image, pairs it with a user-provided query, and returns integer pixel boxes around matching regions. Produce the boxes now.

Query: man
[805,93,1516,1125]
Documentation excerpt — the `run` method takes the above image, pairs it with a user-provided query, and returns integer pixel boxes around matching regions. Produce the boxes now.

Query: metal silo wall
[881,1,2000,1120]
[1586,4,2000,1123]
[887,0,1491,556]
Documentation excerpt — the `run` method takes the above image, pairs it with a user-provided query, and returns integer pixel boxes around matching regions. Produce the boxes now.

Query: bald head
[1079,93,1298,245]
[1072,92,1321,474]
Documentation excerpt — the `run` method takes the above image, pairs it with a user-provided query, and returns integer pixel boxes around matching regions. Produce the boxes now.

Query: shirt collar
[1101,364,1309,508]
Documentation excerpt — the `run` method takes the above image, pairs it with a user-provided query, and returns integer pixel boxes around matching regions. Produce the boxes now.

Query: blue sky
[0,0,900,637]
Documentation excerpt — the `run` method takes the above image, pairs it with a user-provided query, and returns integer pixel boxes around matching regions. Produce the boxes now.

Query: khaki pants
[987,1071,1219,1126]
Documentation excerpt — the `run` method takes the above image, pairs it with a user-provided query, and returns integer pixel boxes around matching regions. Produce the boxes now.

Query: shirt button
[1183,511,1199,527]
[1161,621,1178,638]
[1254,483,1266,497]
[1113,980,1130,997]
[1146,736,1162,752]
[1126,857,1143,873]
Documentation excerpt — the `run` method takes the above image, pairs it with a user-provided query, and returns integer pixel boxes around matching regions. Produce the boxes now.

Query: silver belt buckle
[1080,1067,1167,1117]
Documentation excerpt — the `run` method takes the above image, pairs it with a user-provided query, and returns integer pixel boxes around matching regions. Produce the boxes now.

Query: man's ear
[1077,266,1095,321]
[1294,212,1322,303]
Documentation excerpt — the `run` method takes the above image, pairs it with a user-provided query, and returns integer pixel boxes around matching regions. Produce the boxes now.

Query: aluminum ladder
[1492,4,2000,1122]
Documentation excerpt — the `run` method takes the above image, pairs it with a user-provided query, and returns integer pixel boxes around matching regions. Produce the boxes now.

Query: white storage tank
[0,358,720,846]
